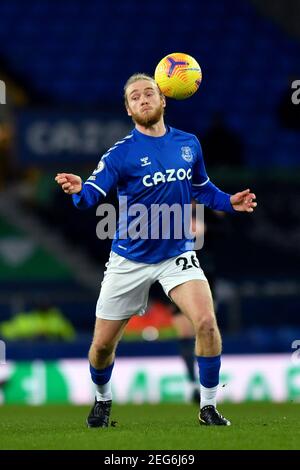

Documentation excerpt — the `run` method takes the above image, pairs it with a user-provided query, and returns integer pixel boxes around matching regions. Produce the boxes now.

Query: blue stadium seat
[0,0,299,166]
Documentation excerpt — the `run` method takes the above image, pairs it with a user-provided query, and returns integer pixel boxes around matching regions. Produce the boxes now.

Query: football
[154,52,202,100]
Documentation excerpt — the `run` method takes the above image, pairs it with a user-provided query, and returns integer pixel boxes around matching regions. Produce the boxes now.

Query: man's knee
[90,340,116,359]
[194,314,218,337]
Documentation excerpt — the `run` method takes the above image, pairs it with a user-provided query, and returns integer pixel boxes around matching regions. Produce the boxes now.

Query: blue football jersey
[73,126,234,263]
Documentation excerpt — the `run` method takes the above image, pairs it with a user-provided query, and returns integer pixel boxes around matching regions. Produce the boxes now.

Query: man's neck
[135,119,166,137]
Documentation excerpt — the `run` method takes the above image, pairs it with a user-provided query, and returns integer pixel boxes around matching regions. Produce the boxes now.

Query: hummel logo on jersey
[140,157,151,166]
[143,168,192,187]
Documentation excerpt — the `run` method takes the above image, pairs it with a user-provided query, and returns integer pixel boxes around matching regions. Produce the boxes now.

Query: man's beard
[130,103,164,128]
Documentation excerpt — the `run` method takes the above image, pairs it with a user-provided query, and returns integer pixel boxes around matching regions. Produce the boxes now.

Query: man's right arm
[55,172,103,209]
[72,184,103,210]
[55,146,123,210]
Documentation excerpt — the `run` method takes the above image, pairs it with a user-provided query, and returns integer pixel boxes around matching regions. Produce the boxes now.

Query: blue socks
[196,355,221,388]
[90,362,114,402]
[90,362,114,385]
[196,355,221,408]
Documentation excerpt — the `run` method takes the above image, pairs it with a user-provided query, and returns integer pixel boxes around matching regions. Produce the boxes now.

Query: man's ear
[162,95,166,108]
[126,105,132,117]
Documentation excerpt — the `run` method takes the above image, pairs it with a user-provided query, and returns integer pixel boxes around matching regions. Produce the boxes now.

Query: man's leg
[169,279,230,426]
[87,317,129,428]
[172,311,200,403]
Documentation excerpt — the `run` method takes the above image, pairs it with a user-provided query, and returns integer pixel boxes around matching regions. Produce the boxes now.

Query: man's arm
[55,173,103,209]
[192,181,257,213]
[55,144,124,209]
[229,188,257,212]
[192,179,235,213]
[55,173,82,194]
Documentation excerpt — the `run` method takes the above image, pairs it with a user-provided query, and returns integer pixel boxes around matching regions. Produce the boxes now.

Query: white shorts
[96,250,207,320]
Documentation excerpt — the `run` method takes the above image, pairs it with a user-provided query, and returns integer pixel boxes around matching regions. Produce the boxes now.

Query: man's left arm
[192,181,257,213]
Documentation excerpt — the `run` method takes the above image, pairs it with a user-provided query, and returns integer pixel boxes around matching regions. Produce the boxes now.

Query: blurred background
[0,0,299,405]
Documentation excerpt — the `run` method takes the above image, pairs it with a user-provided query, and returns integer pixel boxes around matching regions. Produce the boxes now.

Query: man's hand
[230,189,257,213]
[55,173,82,195]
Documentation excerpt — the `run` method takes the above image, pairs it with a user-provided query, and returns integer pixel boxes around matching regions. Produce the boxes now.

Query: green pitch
[0,403,299,450]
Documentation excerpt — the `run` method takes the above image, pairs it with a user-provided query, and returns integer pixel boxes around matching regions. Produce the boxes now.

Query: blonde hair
[124,73,163,106]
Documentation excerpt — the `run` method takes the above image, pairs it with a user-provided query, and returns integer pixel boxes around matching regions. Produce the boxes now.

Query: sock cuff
[196,355,221,365]
[89,362,114,385]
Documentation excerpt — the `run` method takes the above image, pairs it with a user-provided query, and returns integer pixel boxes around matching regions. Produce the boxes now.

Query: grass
[0,403,299,450]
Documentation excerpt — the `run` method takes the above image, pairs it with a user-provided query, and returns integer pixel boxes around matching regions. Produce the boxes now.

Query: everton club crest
[181,146,194,163]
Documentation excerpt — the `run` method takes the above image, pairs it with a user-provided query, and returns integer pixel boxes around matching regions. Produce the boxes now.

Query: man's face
[126,80,166,127]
